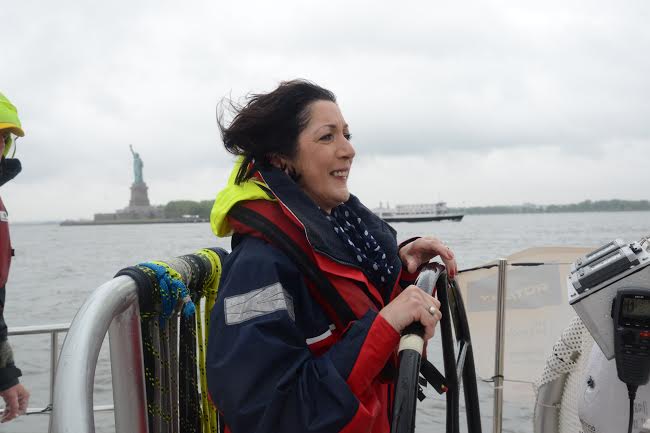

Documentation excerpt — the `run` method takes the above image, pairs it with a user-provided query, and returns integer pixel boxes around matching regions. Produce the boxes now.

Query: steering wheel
[390,263,482,433]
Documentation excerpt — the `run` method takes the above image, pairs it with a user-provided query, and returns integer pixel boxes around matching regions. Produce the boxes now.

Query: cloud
[350,139,650,208]
[2,0,650,221]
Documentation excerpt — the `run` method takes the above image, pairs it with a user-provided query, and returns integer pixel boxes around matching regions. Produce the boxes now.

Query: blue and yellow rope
[131,248,224,433]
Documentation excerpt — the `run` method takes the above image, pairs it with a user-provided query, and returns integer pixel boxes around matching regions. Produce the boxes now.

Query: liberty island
[60,146,207,225]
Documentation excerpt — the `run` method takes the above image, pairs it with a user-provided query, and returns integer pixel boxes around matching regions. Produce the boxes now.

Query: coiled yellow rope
[196,249,224,433]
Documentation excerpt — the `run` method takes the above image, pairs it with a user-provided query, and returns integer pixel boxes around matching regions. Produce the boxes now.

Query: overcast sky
[2,0,650,222]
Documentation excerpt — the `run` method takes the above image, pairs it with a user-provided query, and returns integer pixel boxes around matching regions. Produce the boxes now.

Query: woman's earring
[286,166,300,182]
[270,155,287,171]
[277,160,293,176]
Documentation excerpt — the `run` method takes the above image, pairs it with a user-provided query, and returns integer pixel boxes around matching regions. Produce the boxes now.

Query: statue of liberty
[129,144,144,184]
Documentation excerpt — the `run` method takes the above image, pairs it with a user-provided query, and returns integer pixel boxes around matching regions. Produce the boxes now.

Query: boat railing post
[50,276,140,433]
[493,258,508,433]
[49,330,58,407]
[46,330,58,433]
[109,298,149,433]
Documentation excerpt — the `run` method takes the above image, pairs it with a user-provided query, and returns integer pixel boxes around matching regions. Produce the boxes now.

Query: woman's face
[0,131,9,156]
[287,100,355,213]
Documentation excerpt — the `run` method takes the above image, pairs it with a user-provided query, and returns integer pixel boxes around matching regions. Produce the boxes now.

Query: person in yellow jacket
[0,92,30,423]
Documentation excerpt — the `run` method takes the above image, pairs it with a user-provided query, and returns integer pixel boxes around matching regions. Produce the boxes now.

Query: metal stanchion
[493,259,508,433]
[50,331,58,405]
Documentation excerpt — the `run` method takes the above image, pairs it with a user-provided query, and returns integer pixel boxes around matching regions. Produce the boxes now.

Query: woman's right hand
[379,285,442,341]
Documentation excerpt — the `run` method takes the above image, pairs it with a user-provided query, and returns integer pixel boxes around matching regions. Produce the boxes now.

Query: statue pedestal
[93,177,165,223]
[129,182,150,207]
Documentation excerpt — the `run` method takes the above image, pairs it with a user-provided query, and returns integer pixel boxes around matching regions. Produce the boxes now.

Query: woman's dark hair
[218,79,336,184]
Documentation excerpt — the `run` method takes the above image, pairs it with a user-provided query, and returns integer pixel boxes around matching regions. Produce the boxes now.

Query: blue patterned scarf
[326,204,395,289]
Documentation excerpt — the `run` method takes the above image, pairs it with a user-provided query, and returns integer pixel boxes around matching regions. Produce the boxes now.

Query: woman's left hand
[399,237,458,279]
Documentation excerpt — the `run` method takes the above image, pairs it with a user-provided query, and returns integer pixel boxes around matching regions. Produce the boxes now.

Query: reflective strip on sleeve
[224,282,295,325]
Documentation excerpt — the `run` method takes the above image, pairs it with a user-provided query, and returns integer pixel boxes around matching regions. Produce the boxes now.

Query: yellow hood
[210,158,276,237]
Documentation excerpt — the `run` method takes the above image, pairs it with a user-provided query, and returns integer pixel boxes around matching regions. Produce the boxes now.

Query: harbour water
[3,211,649,432]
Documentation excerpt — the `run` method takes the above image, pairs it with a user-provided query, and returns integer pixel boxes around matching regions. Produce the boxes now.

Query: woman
[206,80,457,433]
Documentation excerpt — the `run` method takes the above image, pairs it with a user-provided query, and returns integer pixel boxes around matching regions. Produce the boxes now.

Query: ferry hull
[379,214,464,223]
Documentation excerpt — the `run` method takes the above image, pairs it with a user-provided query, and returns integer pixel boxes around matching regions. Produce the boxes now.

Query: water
[3,212,649,432]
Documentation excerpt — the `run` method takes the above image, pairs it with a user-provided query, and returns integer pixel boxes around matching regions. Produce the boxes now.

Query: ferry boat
[372,201,464,222]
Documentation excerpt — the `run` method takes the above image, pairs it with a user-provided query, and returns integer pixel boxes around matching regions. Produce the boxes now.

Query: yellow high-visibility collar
[210,157,276,237]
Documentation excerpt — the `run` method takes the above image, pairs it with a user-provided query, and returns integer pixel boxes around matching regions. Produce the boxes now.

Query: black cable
[458,261,559,274]
[627,384,637,433]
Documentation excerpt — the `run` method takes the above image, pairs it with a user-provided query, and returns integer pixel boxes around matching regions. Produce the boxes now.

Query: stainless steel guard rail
[4,325,116,420]
[50,275,148,433]
[6,323,69,415]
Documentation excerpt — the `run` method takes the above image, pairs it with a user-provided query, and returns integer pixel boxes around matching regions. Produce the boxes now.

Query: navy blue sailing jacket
[206,167,419,433]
